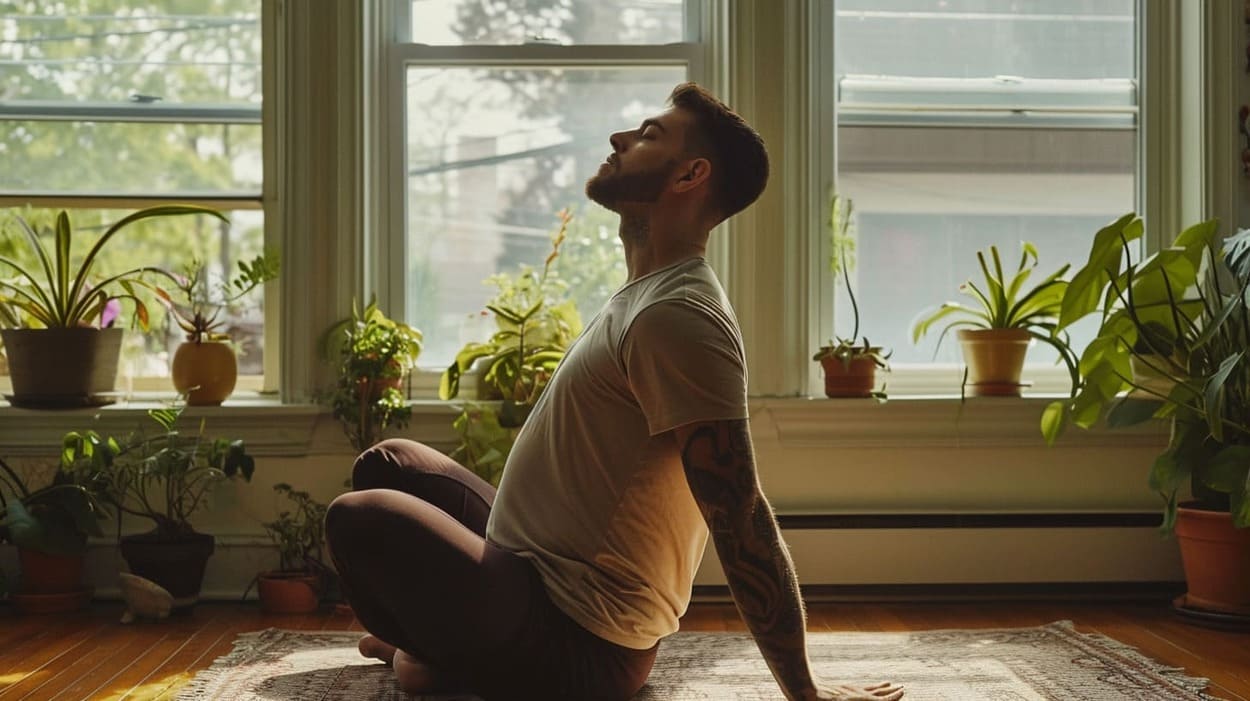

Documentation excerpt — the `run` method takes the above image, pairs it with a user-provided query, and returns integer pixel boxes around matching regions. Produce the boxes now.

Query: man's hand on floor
[804,681,905,700]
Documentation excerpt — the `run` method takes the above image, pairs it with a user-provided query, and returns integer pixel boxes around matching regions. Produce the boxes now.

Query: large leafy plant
[0,206,226,330]
[261,482,328,574]
[911,241,1080,393]
[59,405,256,539]
[321,296,423,453]
[441,210,583,485]
[1040,214,1250,530]
[812,195,890,376]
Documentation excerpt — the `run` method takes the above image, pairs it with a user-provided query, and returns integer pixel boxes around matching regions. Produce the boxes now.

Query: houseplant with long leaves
[0,206,226,407]
[911,241,1079,397]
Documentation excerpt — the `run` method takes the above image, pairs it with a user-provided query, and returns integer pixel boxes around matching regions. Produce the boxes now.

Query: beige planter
[172,340,238,406]
[957,328,1032,397]
[0,327,122,407]
[1129,354,1179,398]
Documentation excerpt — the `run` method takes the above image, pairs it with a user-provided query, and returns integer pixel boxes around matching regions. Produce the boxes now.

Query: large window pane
[0,121,261,195]
[0,2,261,106]
[833,1,1137,370]
[410,0,686,45]
[405,66,685,367]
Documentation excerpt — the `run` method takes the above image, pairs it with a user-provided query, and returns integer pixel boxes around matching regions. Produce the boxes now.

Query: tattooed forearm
[679,419,815,700]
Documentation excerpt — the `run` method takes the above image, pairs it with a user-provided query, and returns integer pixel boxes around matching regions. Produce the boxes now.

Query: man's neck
[620,213,708,281]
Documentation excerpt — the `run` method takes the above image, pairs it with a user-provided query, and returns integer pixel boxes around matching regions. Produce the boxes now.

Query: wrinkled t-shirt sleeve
[620,299,749,436]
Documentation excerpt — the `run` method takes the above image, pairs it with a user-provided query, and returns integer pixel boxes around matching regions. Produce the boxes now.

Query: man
[326,83,904,701]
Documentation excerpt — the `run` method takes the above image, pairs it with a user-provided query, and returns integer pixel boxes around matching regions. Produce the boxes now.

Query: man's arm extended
[675,419,904,701]
[675,418,815,699]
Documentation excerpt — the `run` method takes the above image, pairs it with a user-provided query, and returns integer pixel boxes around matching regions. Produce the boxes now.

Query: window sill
[0,391,1166,458]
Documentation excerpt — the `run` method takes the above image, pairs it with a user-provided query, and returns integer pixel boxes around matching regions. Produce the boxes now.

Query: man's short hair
[668,83,770,222]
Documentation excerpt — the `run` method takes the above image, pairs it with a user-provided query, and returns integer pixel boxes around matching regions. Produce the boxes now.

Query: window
[831,1,1138,390]
[0,1,265,393]
[388,0,700,371]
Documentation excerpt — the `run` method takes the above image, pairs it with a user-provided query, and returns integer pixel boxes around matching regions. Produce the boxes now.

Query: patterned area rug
[177,621,1213,700]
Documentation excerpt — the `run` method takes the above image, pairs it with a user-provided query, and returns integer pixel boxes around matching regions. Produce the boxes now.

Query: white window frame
[371,0,719,395]
[0,5,268,395]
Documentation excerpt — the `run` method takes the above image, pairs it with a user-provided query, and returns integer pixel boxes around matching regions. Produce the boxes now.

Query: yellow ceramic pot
[171,340,237,405]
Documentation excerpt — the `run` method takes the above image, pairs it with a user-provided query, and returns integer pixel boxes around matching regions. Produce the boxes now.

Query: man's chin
[585,178,620,213]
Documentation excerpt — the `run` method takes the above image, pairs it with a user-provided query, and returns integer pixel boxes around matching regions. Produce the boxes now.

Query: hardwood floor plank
[0,622,105,699]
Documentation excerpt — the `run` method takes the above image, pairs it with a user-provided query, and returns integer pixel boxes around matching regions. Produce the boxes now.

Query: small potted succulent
[911,241,1079,397]
[163,251,279,405]
[812,195,890,398]
[60,403,255,609]
[0,206,225,408]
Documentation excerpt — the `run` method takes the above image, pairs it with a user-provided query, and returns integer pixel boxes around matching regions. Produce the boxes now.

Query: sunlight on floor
[91,671,192,701]
[0,670,41,686]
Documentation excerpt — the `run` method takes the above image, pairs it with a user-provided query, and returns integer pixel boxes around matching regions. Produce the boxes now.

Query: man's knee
[325,491,379,559]
[351,438,417,490]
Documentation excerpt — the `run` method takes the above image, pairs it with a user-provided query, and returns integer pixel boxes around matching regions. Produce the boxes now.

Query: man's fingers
[869,682,905,699]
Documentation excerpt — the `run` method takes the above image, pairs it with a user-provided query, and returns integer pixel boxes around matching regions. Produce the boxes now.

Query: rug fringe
[1047,621,1214,698]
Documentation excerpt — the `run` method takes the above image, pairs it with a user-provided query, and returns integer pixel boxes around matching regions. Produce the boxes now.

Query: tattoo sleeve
[679,419,815,700]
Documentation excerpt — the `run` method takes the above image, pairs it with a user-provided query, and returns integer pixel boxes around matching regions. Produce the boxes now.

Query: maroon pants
[325,439,658,701]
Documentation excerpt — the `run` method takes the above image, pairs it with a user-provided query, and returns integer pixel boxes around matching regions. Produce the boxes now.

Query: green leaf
[1202,445,1250,493]
[1106,397,1165,427]
[1148,451,1186,493]
[1040,400,1067,446]
[1203,351,1244,441]
[1060,213,1141,330]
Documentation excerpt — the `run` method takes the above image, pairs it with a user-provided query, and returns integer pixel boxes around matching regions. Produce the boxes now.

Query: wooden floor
[0,600,1247,700]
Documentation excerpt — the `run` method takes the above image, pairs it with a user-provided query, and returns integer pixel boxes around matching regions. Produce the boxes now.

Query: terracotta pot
[119,531,215,610]
[957,328,1032,396]
[818,355,878,398]
[257,571,321,614]
[17,547,85,595]
[0,327,122,406]
[11,589,93,615]
[1174,505,1250,615]
[172,340,238,405]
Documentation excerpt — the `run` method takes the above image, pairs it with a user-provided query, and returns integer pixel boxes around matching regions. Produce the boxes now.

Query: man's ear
[672,157,712,193]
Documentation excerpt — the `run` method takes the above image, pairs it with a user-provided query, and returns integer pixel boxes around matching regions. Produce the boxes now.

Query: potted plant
[1041,214,1250,619]
[163,251,279,406]
[0,456,108,613]
[60,403,256,610]
[811,195,890,399]
[440,210,582,485]
[911,241,1080,397]
[0,206,226,408]
[321,296,424,454]
[249,482,328,614]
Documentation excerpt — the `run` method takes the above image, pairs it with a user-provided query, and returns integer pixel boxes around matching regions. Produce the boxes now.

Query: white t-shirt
[485,256,749,650]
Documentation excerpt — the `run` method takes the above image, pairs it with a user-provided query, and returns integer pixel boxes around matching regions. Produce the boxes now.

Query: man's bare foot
[357,634,397,664]
[393,649,450,694]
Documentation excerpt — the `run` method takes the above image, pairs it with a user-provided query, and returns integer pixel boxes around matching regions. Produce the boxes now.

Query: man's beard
[585,160,675,211]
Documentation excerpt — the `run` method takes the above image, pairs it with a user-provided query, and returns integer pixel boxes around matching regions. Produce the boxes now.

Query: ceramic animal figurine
[118,572,174,623]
